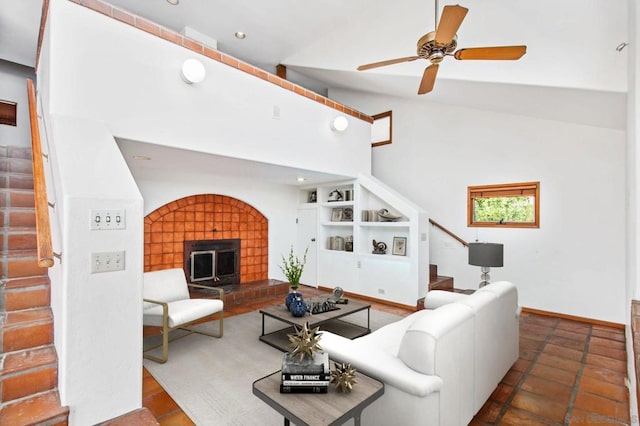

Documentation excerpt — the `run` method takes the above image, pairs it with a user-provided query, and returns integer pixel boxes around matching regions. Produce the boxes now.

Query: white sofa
[319,281,519,426]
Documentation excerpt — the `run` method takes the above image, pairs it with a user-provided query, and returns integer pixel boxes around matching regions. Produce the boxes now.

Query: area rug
[143,308,401,425]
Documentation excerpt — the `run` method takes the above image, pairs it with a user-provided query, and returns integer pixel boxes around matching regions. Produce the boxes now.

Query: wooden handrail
[27,79,54,268]
[429,218,468,248]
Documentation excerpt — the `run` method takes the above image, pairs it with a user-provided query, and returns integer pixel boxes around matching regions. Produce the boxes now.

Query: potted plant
[280,246,308,309]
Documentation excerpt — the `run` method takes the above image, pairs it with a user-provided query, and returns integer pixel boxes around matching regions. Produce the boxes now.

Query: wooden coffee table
[253,369,384,426]
[259,300,371,352]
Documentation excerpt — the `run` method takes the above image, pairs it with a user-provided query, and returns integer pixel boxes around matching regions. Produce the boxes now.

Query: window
[468,181,540,228]
[371,110,392,147]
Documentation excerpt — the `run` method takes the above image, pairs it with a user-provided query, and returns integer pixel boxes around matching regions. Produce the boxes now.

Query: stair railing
[429,218,468,247]
[26,79,54,268]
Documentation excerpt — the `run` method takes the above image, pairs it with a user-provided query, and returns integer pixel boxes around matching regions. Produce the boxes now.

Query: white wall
[134,168,300,283]
[47,0,371,179]
[0,60,35,147]
[331,89,626,324]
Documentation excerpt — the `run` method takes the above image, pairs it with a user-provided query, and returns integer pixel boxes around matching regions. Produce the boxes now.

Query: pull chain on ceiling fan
[357,1,527,95]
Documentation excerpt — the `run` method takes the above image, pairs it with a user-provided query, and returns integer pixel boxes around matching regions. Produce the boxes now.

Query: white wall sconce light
[181,58,206,84]
[330,116,349,132]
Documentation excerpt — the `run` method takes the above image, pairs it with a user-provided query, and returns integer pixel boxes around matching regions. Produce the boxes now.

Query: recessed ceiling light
[297,177,306,182]
[133,155,151,161]
[235,32,247,40]
[166,0,179,5]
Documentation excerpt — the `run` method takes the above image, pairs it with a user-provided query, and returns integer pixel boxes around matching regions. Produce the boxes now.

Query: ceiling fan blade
[435,5,468,45]
[418,64,439,95]
[454,45,527,60]
[357,56,420,71]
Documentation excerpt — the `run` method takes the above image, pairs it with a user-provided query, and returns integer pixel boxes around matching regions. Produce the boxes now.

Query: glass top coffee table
[259,299,371,351]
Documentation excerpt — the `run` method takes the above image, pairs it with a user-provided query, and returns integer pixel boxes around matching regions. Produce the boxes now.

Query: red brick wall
[144,194,268,283]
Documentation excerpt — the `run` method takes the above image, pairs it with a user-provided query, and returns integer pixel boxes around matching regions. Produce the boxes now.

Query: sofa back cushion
[143,268,190,310]
[397,303,473,375]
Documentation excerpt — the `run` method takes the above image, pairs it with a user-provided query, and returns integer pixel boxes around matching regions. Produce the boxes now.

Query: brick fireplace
[144,194,268,283]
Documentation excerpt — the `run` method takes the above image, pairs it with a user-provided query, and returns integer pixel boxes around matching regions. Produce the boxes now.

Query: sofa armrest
[424,290,468,309]
[320,331,443,397]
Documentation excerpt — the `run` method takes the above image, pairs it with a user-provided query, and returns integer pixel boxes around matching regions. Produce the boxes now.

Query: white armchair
[143,268,224,363]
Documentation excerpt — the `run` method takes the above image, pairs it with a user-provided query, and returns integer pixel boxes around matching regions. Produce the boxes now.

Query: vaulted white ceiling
[0,0,630,129]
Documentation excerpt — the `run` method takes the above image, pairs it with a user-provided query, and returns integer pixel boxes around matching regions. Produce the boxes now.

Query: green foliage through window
[468,182,539,228]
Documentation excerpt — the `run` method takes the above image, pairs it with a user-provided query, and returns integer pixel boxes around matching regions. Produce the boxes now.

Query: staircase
[0,146,69,425]
[416,264,454,310]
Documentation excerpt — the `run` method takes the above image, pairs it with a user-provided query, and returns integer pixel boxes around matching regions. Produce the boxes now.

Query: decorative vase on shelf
[290,296,307,317]
[285,290,301,309]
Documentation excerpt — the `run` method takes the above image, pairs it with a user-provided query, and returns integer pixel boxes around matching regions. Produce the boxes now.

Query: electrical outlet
[91,210,125,230]
[378,288,385,295]
[91,251,125,273]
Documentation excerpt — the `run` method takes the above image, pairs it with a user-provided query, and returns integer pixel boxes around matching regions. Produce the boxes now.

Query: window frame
[467,181,540,228]
[371,110,392,147]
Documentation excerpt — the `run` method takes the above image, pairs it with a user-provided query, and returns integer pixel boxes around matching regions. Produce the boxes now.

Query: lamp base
[479,266,491,288]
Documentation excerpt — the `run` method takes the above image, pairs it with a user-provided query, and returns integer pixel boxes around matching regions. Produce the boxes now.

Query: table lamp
[468,242,504,287]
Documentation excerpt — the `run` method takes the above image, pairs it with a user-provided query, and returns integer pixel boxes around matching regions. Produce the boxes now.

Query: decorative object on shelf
[306,298,338,314]
[372,239,387,255]
[342,207,354,222]
[377,208,402,222]
[344,235,353,252]
[328,189,344,202]
[287,322,323,361]
[330,361,357,393]
[290,296,308,317]
[468,242,504,287]
[332,287,344,299]
[328,236,345,251]
[392,236,407,256]
[331,208,343,222]
[362,209,380,222]
[307,190,317,203]
[280,245,308,306]
[344,189,353,201]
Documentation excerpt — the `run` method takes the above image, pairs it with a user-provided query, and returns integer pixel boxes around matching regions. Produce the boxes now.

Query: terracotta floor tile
[500,369,523,387]
[520,323,553,339]
[510,358,531,373]
[474,399,502,423]
[568,408,627,425]
[522,315,558,328]
[553,328,588,342]
[543,343,584,361]
[489,382,514,404]
[579,375,629,402]
[556,319,591,334]
[529,363,578,387]
[588,344,626,362]
[585,353,627,373]
[520,375,572,404]
[590,335,626,351]
[520,336,545,353]
[591,328,625,343]
[548,335,587,352]
[510,390,568,423]
[573,391,630,422]
[582,364,627,387]
[537,352,582,374]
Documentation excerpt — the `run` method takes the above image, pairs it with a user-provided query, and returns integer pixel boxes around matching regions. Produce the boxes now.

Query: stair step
[96,408,159,426]
[429,275,454,291]
[3,276,51,311]
[7,208,36,228]
[0,189,35,208]
[2,254,48,279]
[1,346,58,402]
[2,307,54,352]
[7,231,38,251]
[4,146,33,160]
[429,264,437,282]
[0,390,69,425]
[0,173,35,190]
[0,158,33,175]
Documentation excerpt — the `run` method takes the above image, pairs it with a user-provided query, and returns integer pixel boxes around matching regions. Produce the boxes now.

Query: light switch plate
[91,210,125,230]
[91,251,125,273]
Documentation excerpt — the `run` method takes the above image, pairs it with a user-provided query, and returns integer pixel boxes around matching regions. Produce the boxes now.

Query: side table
[253,369,384,426]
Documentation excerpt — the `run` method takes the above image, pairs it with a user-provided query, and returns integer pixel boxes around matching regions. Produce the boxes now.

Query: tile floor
[142,286,631,425]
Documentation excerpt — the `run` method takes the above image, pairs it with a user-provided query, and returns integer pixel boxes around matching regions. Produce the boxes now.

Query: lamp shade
[468,242,504,267]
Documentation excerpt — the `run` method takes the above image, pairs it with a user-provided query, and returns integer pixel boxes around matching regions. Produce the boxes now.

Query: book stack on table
[280,351,330,394]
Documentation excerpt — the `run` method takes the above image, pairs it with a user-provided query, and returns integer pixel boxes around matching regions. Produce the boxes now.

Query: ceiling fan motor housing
[417,31,457,64]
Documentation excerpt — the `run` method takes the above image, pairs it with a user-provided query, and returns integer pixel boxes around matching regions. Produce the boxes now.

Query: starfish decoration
[330,362,357,392]
[287,322,322,361]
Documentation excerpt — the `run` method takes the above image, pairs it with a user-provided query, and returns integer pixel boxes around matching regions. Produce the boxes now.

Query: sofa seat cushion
[143,298,223,328]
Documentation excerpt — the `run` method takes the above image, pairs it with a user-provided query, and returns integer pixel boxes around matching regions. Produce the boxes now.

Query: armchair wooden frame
[143,283,224,364]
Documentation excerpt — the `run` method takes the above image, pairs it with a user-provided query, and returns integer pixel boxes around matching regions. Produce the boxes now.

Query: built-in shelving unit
[299,174,429,307]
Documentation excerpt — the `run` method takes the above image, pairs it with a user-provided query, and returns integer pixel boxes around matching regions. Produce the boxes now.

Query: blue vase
[290,297,307,317]
[285,291,301,309]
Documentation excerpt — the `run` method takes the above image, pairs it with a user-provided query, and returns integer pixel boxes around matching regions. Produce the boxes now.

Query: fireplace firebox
[184,239,240,286]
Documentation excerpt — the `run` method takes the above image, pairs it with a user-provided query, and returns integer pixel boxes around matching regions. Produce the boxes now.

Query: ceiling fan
[357,3,527,95]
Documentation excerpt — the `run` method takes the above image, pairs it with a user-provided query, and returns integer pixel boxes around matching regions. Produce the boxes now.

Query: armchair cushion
[143,298,224,328]
[143,268,190,309]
